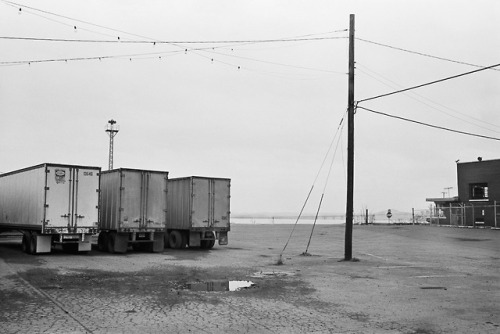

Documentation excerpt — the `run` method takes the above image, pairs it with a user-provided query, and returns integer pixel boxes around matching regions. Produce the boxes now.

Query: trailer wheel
[21,233,31,254]
[201,239,215,249]
[97,232,107,252]
[164,232,170,249]
[200,232,215,249]
[168,230,185,249]
[29,233,38,255]
[106,232,116,254]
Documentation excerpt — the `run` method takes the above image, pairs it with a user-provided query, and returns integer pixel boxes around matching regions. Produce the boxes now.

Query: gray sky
[1,0,499,215]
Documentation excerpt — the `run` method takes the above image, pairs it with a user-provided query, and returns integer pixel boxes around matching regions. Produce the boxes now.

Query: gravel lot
[0,224,499,333]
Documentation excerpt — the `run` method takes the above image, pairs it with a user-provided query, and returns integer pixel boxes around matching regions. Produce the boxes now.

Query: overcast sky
[1,0,499,215]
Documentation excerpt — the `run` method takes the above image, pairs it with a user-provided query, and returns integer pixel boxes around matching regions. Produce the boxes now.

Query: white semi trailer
[98,168,168,253]
[166,176,230,249]
[0,163,100,254]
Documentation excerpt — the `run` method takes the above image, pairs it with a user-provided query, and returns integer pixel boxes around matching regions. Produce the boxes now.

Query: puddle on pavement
[420,286,447,290]
[251,271,296,278]
[185,280,255,292]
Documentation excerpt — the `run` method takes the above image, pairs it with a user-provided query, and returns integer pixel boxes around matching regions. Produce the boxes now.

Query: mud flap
[113,233,129,253]
[34,235,52,254]
[152,232,165,253]
[218,232,228,245]
[189,232,201,247]
[78,234,92,252]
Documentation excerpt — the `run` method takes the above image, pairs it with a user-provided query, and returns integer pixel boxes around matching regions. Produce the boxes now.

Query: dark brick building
[427,158,499,227]
[457,158,500,227]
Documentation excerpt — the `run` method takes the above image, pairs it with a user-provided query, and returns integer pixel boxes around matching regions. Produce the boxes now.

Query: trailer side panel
[0,166,45,230]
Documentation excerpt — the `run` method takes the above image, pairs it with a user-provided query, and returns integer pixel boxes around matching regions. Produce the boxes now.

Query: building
[427,158,500,228]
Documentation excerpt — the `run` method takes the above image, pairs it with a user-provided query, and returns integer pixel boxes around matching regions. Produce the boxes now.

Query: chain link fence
[428,202,500,228]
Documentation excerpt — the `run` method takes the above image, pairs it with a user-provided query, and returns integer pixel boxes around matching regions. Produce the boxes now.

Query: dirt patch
[16,263,323,310]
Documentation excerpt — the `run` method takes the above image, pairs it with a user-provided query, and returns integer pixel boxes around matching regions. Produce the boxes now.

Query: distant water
[232,217,358,225]
[231,216,420,225]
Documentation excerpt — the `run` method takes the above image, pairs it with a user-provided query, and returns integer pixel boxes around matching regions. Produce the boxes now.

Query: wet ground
[0,224,499,333]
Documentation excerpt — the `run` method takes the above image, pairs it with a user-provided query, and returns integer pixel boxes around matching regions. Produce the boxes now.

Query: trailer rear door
[74,168,100,228]
[144,172,167,229]
[192,178,230,228]
[45,166,99,230]
[120,170,143,229]
[213,179,230,228]
[45,166,73,228]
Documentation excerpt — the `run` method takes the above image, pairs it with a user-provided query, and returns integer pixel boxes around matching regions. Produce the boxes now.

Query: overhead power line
[357,105,500,142]
[0,36,347,44]
[356,63,500,134]
[358,62,500,103]
[357,37,500,72]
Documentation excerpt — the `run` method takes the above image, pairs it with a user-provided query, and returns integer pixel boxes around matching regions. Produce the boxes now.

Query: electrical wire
[0,49,184,66]
[4,0,347,44]
[1,0,348,73]
[356,64,500,134]
[356,37,500,72]
[0,35,348,44]
[0,40,344,76]
[358,62,500,103]
[204,49,346,74]
[357,105,500,141]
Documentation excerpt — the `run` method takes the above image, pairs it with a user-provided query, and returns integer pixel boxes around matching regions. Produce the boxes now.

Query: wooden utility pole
[344,14,355,261]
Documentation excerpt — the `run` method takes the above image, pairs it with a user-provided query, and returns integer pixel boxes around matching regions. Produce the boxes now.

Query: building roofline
[426,196,460,203]
[457,158,500,164]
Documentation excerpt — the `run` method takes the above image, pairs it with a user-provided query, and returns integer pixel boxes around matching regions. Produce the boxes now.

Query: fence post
[461,204,465,226]
[449,203,452,226]
[472,205,475,228]
[495,201,497,228]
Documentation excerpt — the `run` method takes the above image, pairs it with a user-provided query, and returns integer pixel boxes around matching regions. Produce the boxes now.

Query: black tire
[21,233,30,253]
[97,232,107,252]
[200,232,216,249]
[201,238,215,249]
[164,232,170,249]
[106,232,116,254]
[29,233,37,255]
[206,239,215,249]
[168,230,185,249]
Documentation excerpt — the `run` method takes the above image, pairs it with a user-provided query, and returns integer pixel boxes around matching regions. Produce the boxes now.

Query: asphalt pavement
[0,224,499,333]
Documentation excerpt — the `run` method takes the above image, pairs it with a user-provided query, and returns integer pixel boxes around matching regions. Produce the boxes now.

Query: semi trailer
[0,163,100,254]
[166,176,230,249]
[98,168,168,253]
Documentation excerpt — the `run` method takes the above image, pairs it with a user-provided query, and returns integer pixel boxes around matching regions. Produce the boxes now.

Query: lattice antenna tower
[105,119,119,170]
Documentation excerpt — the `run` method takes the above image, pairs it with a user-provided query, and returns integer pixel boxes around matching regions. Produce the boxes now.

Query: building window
[470,183,488,200]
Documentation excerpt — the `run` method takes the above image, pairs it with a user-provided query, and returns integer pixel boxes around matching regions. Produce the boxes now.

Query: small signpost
[387,209,392,224]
